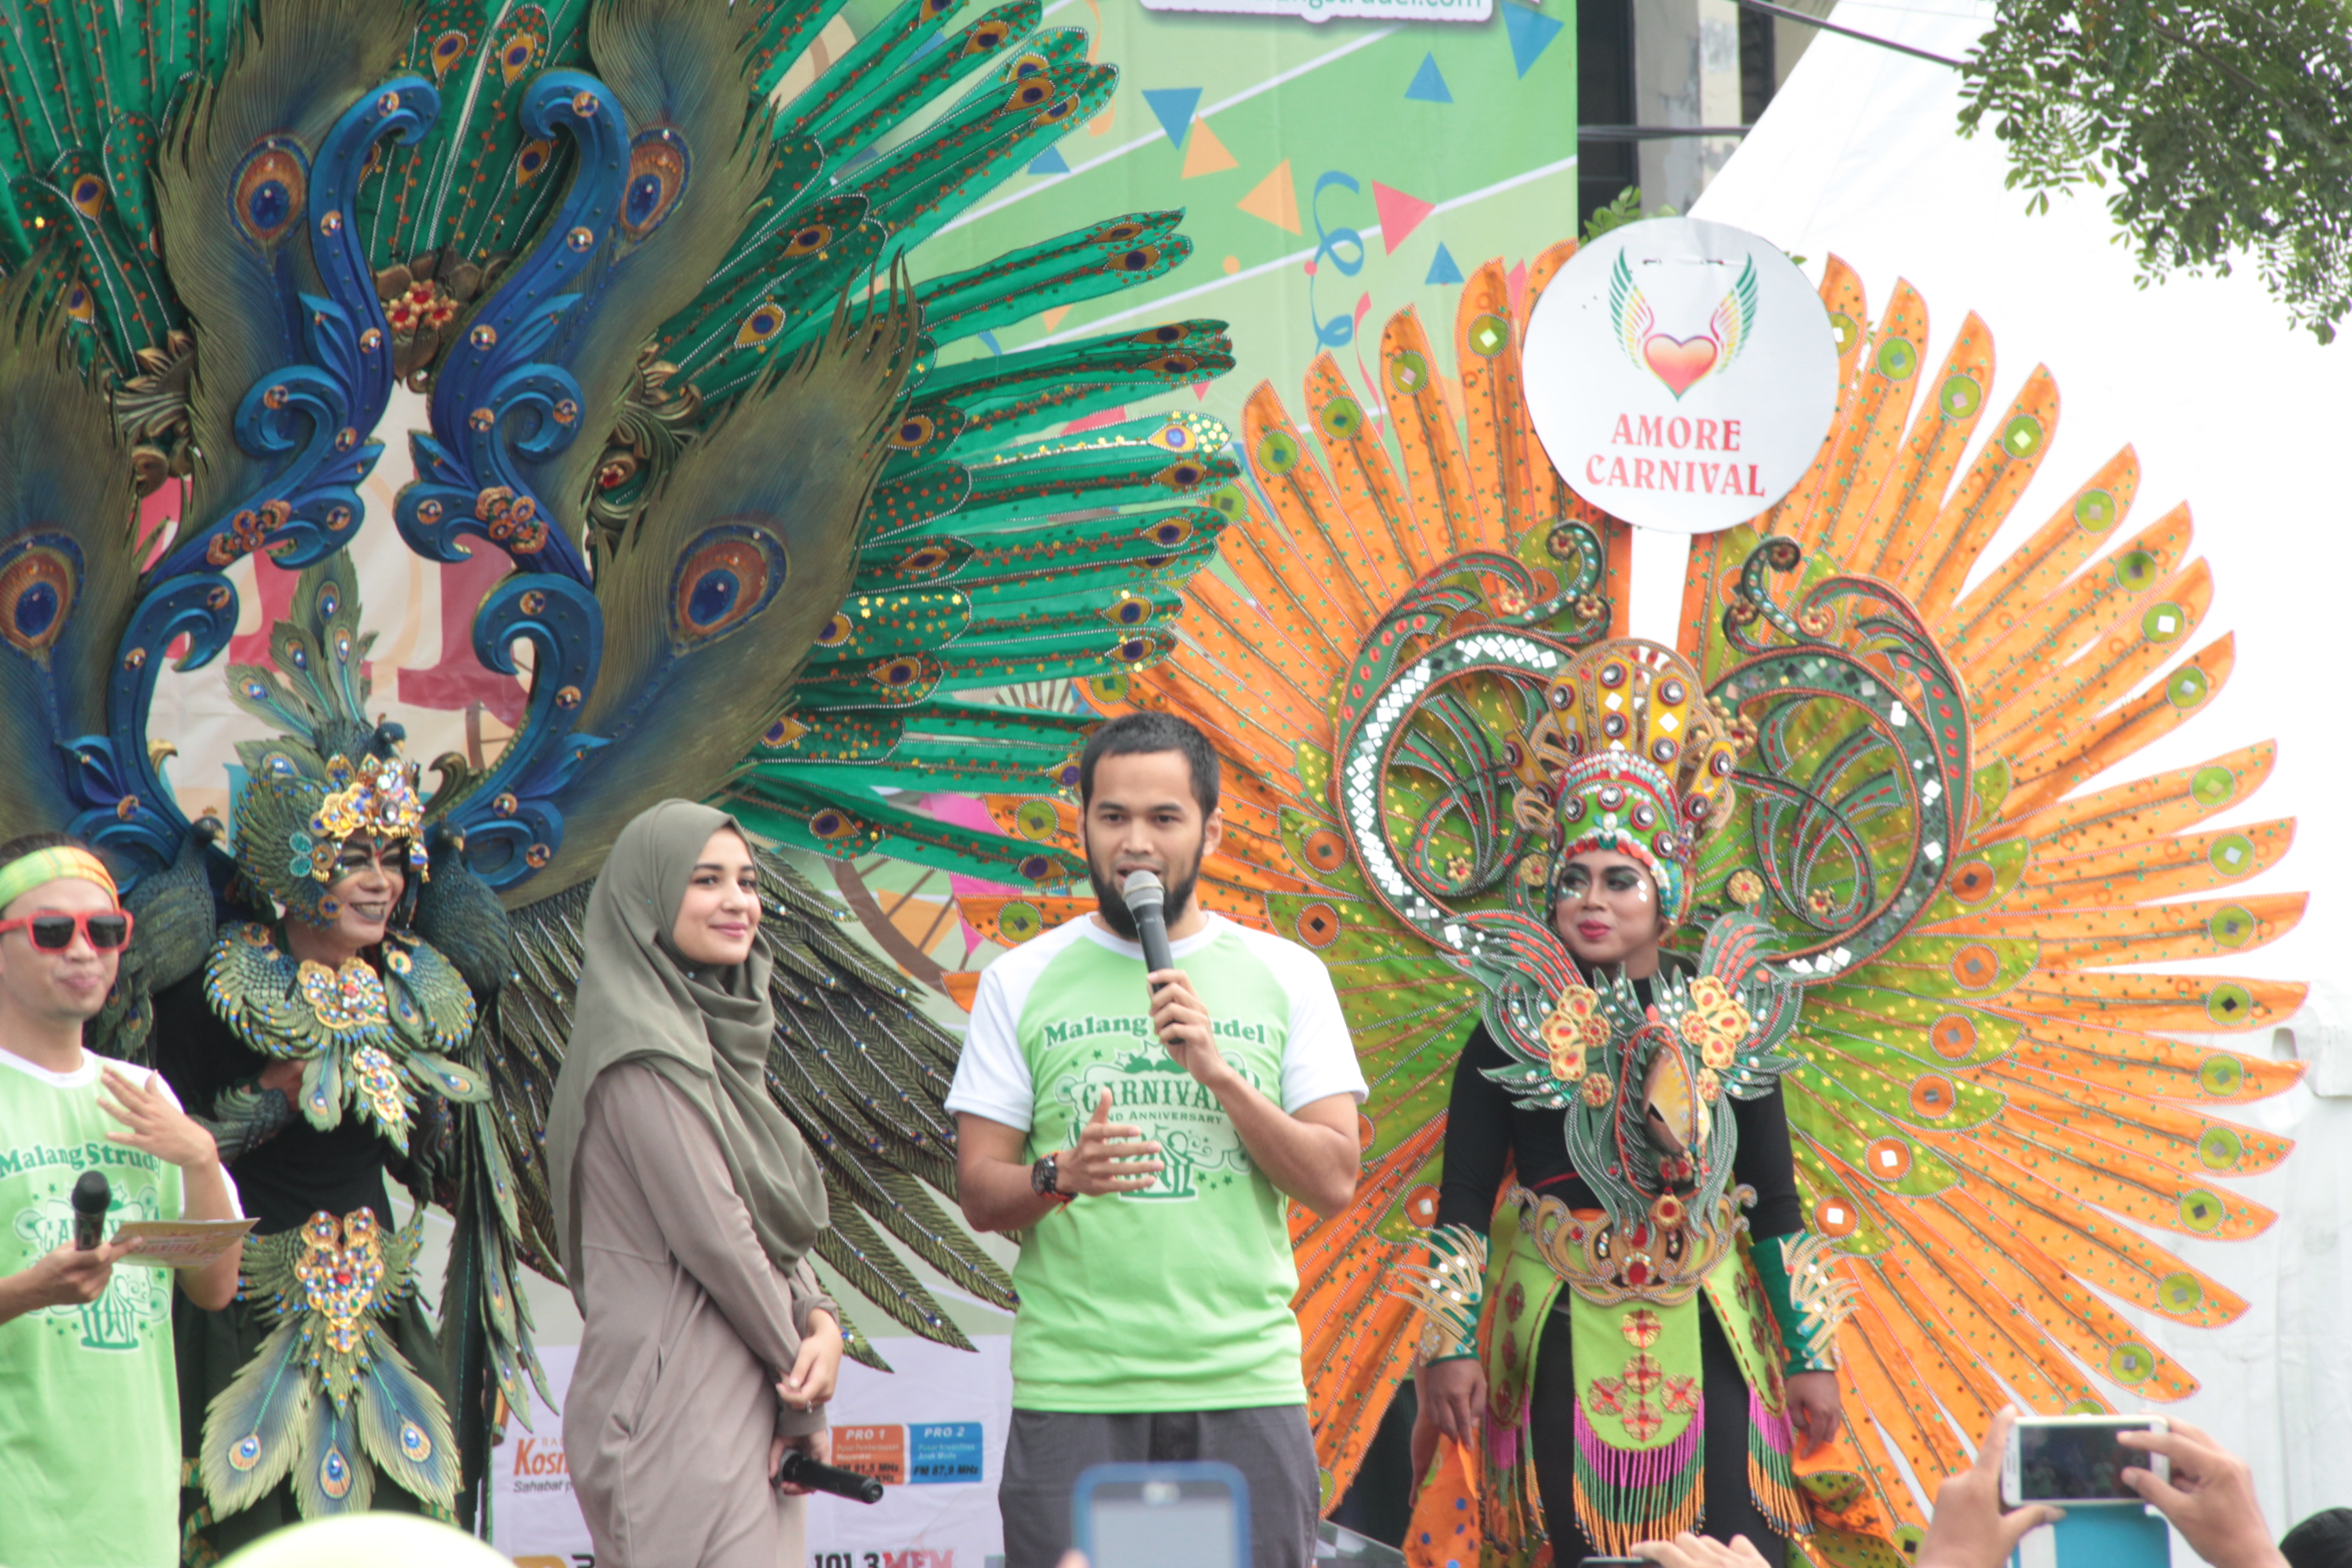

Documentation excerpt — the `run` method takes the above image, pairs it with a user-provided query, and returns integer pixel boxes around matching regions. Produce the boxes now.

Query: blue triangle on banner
[1027,144,1070,176]
[1405,53,1452,103]
[1142,87,1203,148]
[1426,243,1465,286]
[1505,3,1565,78]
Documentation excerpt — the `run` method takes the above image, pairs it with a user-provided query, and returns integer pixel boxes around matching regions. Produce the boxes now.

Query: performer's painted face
[1082,748,1225,941]
[316,836,408,952]
[1552,850,1665,976]
[672,827,762,968]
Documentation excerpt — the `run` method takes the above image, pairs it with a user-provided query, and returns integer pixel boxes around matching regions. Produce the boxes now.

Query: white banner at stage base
[493,1336,1013,1568]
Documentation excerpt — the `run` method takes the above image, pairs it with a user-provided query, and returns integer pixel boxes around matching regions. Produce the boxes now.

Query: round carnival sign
[1522,216,1840,534]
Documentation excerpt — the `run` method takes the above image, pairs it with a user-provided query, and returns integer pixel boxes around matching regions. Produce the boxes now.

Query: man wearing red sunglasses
[0,833,243,1568]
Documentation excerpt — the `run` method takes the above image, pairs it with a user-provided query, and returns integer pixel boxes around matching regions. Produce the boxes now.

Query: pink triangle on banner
[1064,405,1127,434]
[1372,182,1434,255]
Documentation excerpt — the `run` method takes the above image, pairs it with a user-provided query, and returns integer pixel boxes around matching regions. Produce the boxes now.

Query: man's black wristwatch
[1031,1154,1069,1203]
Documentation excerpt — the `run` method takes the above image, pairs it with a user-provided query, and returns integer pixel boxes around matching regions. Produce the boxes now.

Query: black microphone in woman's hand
[1121,869,1175,985]
[775,1448,885,1503]
[71,1171,110,1250]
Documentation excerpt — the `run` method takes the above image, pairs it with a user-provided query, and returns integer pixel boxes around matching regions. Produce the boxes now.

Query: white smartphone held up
[1073,1460,1252,1568]
[2002,1414,2170,1507]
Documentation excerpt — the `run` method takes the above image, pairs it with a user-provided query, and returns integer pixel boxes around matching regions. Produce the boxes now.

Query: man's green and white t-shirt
[0,1047,193,1568]
[946,912,1366,1413]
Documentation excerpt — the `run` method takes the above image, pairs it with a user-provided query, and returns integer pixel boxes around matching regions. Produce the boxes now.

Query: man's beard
[1090,836,1205,941]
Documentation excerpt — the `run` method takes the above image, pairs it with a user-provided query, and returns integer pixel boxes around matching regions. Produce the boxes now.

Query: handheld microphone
[1121,869,1175,985]
[71,1171,110,1251]
[775,1448,885,1503]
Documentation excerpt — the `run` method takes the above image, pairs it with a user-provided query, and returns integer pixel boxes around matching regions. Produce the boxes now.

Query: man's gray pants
[997,1405,1319,1568]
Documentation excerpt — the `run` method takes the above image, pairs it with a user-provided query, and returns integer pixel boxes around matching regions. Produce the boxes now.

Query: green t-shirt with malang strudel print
[947,913,1367,1413]
[0,1047,189,1568]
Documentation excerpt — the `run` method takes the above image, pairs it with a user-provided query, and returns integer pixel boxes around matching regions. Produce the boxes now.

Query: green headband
[0,847,118,915]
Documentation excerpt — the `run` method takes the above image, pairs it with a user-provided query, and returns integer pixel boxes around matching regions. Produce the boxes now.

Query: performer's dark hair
[0,831,88,866]
[2283,1508,2352,1568]
[1077,711,1220,817]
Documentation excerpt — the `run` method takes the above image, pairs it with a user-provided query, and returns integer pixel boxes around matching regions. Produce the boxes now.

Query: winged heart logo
[1612,251,1759,399]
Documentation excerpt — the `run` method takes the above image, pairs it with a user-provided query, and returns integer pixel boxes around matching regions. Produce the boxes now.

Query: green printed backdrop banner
[925,0,1578,434]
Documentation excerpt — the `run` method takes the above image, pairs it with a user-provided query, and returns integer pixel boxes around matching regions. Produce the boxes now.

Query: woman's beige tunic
[563,1062,835,1567]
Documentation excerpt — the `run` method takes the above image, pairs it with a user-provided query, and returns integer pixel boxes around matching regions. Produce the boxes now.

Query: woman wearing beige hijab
[546,800,843,1566]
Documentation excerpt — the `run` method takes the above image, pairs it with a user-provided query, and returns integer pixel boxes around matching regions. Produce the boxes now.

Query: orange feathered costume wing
[958,243,2303,1562]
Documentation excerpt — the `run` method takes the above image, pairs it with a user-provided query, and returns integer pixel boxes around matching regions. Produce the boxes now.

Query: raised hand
[1917,1407,2064,1568]
[2120,1418,2289,1568]
[1060,1090,1164,1197]
[99,1066,219,1171]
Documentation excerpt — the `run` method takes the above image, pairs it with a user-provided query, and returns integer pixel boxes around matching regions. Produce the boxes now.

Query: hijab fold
[546,800,827,1307]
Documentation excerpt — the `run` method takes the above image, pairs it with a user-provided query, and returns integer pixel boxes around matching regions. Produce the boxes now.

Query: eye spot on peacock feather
[1142,517,1193,549]
[1295,901,1339,948]
[2120,550,2163,595]
[1135,323,1185,346]
[2197,1126,2243,1171]
[1874,338,1918,380]
[68,173,105,218]
[230,142,307,248]
[1249,430,1299,478]
[2168,666,2210,709]
[965,20,1009,52]
[1937,373,1981,420]
[2202,985,2254,1028]
[1100,220,1146,245]
[1102,595,1150,627]
[1012,81,1051,109]
[2189,765,2236,807]
[1929,1012,1976,1060]
[2156,1272,2205,1313]
[808,808,860,843]
[1946,859,1994,903]
[2000,414,2042,458]
[1908,1074,1956,1120]
[1466,312,1509,359]
[785,223,834,257]
[1152,459,1207,491]
[1812,1198,1857,1237]
[2141,601,2187,644]
[1388,348,1428,395]
[1948,943,1999,990]
[670,527,786,647]
[734,301,787,348]
[2074,488,2117,533]
[1118,245,1160,274]
[1863,1136,1912,1182]
[894,543,954,576]
[1017,853,1056,881]
[319,1446,353,1499]
[0,538,80,657]
[816,612,853,647]
[61,282,93,325]
[2206,831,2253,877]
[430,28,472,76]
[514,138,554,186]
[1113,635,1152,663]
[892,414,937,451]
[2175,1191,2223,1235]
[1827,311,1859,355]
[1006,51,1049,79]
[1039,95,1078,123]
[995,900,1043,943]
[1320,397,1365,440]
[619,131,691,240]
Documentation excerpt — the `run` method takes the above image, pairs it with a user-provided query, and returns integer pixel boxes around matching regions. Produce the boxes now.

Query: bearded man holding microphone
[947,713,1367,1568]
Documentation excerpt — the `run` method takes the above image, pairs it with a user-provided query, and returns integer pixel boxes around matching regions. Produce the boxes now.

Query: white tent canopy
[1686,0,2352,1533]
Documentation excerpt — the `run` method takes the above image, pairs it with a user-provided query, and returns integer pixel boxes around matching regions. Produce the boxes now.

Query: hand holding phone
[2002,1415,2170,1507]
[1073,1461,1250,1568]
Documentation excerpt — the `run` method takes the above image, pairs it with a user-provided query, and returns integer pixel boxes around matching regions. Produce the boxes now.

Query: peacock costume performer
[947,244,2308,1565]
[0,0,1246,1552]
